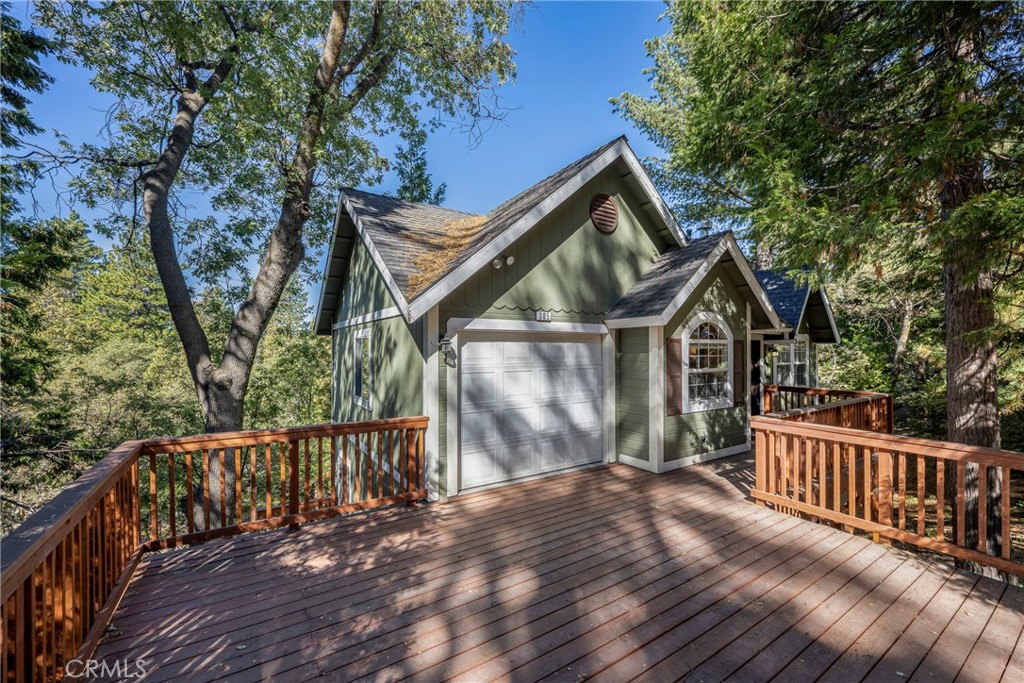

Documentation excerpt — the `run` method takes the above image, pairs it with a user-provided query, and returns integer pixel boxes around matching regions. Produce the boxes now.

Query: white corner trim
[680,310,735,414]
[648,326,665,473]
[423,306,440,501]
[339,191,412,320]
[617,453,657,473]
[602,332,616,464]
[332,306,402,330]
[745,302,752,448]
[662,442,750,471]
[445,317,608,338]
[446,331,460,498]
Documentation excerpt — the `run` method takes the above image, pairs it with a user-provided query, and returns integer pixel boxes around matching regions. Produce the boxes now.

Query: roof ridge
[341,187,481,218]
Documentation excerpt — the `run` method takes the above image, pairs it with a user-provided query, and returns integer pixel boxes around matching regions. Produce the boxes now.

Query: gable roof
[314,136,686,332]
[754,269,841,343]
[605,232,783,330]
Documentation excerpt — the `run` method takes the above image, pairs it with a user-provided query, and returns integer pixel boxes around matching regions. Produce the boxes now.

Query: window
[682,313,733,411]
[353,328,372,410]
[772,335,809,386]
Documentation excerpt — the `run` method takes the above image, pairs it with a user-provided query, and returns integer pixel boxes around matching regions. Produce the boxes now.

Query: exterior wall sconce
[437,335,457,368]
[492,258,503,270]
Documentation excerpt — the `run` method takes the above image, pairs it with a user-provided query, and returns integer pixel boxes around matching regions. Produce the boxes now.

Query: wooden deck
[91,455,1024,682]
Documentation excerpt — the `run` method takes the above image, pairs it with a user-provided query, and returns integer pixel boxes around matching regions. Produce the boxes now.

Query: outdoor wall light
[492,258,503,269]
[437,334,457,367]
[505,255,515,266]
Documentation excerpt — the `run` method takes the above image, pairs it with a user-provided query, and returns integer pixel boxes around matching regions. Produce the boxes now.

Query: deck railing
[763,385,894,434]
[0,417,428,683]
[752,389,1023,578]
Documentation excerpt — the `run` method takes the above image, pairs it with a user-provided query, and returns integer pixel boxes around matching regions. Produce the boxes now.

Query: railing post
[764,387,773,414]
[288,440,300,531]
[754,427,767,504]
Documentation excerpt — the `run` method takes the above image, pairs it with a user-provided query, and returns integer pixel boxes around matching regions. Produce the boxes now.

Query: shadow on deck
[91,455,1024,682]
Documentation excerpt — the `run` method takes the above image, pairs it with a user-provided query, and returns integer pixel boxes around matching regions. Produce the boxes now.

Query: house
[313,136,838,499]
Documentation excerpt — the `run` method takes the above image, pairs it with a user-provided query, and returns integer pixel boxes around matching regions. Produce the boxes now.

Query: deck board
[90,455,1024,682]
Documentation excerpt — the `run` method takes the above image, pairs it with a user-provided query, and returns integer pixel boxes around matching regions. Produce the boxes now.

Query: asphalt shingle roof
[604,233,725,320]
[344,137,625,303]
[754,269,809,329]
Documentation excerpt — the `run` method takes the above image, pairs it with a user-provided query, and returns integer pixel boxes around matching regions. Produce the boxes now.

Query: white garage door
[460,335,603,490]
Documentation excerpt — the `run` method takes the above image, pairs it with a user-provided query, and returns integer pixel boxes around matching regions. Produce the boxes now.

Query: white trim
[408,139,687,322]
[447,324,611,497]
[618,142,687,247]
[353,327,372,411]
[662,442,750,470]
[313,194,350,333]
[445,317,608,338]
[332,306,401,330]
[603,234,784,331]
[745,303,752,448]
[648,326,665,473]
[340,191,412,319]
[423,306,440,501]
[602,331,616,464]
[617,453,657,473]
[446,331,459,498]
[681,311,734,413]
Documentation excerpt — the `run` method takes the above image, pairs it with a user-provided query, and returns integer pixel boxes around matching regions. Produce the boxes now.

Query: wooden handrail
[0,416,429,682]
[751,407,1023,578]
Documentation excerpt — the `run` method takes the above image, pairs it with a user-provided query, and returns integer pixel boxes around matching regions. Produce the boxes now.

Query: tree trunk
[889,299,914,428]
[939,151,1002,571]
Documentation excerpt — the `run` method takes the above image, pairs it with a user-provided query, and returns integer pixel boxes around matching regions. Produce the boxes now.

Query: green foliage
[618,1,1024,444]
[36,0,518,287]
[393,128,447,205]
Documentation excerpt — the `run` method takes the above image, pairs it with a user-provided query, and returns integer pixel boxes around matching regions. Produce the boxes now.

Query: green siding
[441,166,665,324]
[663,265,749,462]
[437,345,447,498]
[616,328,649,460]
[337,241,398,322]
[331,315,423,424]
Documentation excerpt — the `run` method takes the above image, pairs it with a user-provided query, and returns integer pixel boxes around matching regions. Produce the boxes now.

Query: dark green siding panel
[664,266,750,461]
[616,328,649,461]
[331,316,423,424]
[337,241,398,322]
[441,167,665,323]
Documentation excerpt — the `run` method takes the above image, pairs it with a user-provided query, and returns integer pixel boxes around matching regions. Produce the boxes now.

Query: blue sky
[11,1,669,296]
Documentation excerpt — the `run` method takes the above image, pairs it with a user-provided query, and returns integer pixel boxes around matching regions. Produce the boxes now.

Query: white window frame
[353,327,372,411]
[772,334,810,387]
[681,311,734,413]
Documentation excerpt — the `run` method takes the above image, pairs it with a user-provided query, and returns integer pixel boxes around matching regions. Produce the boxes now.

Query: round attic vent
[589,194,618,234]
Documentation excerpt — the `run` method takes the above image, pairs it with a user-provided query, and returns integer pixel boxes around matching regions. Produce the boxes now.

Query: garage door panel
[461,409,498,448]
[463,370,497,405]
[571,367,601,398]
[538,401,569,434]
[502,369,534,401]
[460,335,603,491]
[500,405,534,440]
[539,436,570,470]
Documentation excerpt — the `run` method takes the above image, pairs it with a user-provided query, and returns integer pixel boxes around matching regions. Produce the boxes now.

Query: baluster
[898,452,906,530]
[168,453,176,538]
[250,445,257,522]
[186,452,195,535]
[203,450,211,530]
[219,448,227,526]
[956,460,966,547]
[917,454,926,536]
[235,447,243,523]
[978,464,988,553]
[149,453,158,541]
[937,460,946,541]
[1002,467,1012,560]
[279,442,287,515]
[338,435,345,505]
[304,439,311,511]
[318,437,325,508]
[832,442,840,513]
[264,443,273,519]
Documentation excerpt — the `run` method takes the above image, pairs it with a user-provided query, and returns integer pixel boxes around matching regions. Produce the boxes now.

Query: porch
[89,456,1024,682]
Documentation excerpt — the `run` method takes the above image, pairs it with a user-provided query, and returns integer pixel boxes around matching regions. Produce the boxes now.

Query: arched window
[682,312,733,412]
